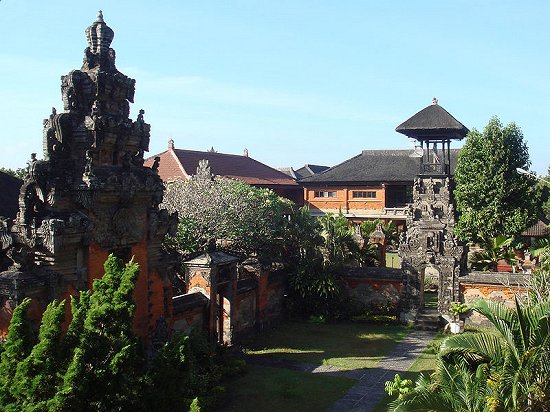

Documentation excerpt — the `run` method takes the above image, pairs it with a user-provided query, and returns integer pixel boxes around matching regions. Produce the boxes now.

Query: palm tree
[390,297,550,411]
[319,213,358,269]
[470,235,517,271]
[440,298,550,411]
[529,237,549,261]
[389,360,497,412]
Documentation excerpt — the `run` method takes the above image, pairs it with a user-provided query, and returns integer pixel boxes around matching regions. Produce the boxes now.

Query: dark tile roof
[300,149,460,184]
[396,103,469,140]
[184,251,241,267]
[522,218,549,237]
[146,149,298,187]
[278,167,297,179]
[0,172,22,219]
[295,164,330,180]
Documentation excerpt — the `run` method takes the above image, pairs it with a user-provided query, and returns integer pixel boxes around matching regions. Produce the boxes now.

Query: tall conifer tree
[51,255,144,412]
[0,298,34,408]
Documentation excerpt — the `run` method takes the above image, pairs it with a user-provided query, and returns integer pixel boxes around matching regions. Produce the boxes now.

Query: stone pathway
[241,329,435,412]
[327,329,436,412]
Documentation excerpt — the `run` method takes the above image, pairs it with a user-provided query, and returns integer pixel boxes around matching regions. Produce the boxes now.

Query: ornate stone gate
[0,12,177,344]
[395,99,468,323]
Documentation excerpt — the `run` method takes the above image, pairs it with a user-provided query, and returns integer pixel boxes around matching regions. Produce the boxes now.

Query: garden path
[327,329,436,412]
[241,328,435,411]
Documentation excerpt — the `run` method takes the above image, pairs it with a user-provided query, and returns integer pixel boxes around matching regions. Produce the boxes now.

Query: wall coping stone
[459,272,529,287]
[342,267,403,281]
[172,292,208,314]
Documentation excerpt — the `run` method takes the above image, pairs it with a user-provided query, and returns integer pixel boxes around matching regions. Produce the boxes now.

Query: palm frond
[441,332,505,367]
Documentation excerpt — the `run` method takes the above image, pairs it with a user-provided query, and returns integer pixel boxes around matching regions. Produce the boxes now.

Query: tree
[282,206,324,272]
[389,360,496,412]
[319,212,359,269]
[162,160,292,262]
[0,167,27,180]
[0,255,233,412]
[440,298,550,411]
[0,298,34,409]
[389,297,550,411]
[469,235,517,271]
[11,300,66,410]
[454,117,539,244]
[360,219,398,250]
[51,255,144,412]
[537,165,550,220]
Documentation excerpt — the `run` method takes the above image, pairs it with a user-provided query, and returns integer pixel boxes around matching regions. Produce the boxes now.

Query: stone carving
[0,219,13,250]
[398,173,465,320]
[196,159,213,180]
[0,13,177,346]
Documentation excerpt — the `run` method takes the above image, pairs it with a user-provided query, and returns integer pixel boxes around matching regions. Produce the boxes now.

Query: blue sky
[0,1,548,175]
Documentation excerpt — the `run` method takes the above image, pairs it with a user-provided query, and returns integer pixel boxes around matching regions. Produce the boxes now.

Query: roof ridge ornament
[432,97,438,105]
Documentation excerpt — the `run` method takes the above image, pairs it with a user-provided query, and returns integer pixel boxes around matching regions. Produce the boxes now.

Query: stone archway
[398,175,464,323]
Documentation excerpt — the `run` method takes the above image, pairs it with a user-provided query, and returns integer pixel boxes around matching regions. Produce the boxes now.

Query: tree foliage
[0,298,34,408]
[389,295,550,411]
[0,167,27,180]
[469,235,517,271]
[319,212,359,269]
[51,256,144,412]
[0,255,233,412]
[11,300,66,410]
[162,160,292,262]
[360,219,398,250]
[454,117,539,243]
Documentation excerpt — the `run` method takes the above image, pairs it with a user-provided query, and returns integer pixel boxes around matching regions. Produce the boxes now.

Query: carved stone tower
[395,99,467,323]
[0,12,177,345]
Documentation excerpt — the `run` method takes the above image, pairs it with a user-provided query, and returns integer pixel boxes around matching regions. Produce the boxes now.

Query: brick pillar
[256,267,270,327]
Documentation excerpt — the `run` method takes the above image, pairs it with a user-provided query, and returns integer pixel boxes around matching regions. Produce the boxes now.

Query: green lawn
[218,320,410,412]
[424,291,438,309]
[218,364,355,412]
[242,320,410,370]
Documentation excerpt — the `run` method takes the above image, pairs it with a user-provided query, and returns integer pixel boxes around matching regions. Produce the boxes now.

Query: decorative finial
[168,139,175,150]
[432,97,438,105]
[243,148,249,157]
[85,11,114,56]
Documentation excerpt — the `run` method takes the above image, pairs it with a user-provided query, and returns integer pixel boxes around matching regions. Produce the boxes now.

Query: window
[352,191,376,199]
[314,191,337,198]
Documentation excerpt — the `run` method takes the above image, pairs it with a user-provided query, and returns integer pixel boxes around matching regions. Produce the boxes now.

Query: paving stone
[327,329,435,412]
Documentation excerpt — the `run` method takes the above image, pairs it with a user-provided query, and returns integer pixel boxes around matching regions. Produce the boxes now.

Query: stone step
[414,323,439,331]
[414,309,441,331]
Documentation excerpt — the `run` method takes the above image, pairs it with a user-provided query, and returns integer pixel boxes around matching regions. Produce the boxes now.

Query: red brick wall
[304,185,386,214]
[87,239,172,342]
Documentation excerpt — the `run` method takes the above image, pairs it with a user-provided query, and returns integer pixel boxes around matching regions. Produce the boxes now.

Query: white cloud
[122,66,399,124]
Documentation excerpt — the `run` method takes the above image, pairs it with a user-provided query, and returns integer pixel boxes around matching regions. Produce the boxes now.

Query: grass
[424,291,438,309]
[241,320,410,370]
[217,364,355,412]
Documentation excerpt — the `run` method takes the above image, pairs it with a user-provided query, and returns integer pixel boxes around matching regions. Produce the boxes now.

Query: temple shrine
[0,12,177,346]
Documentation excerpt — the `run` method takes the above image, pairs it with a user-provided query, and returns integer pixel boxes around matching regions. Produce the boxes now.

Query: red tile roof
[145,148,298,187]
[522,218,549,237]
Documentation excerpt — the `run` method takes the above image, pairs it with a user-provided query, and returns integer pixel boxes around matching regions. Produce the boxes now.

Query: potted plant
[449,302,469,334]
[470,235,517,272]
